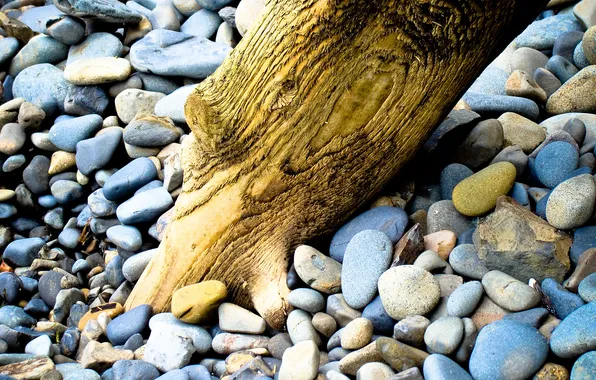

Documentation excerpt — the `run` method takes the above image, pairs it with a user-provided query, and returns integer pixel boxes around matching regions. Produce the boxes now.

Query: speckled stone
[482,270,541,312]
[546,174,595,229]
[547,66,596,114]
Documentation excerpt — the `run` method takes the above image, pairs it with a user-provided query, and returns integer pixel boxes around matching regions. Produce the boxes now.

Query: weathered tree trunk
[126,0,547,329]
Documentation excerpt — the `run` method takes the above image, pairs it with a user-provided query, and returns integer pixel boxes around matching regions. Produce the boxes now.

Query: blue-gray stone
[0,204,16,219]
[541,278,585,319]
[154,84,197,123]
[130,30,231,79]
[123,333,144,351]
[58,227,80,249]
[90,218,120,235]
[571,226,596,264]
[49,114,103,152]
[342,229,392,309]
[182,364,211,379]
[60,327,80,357]
[534,189,551,219]
[469,320,548,380]
[571,351,596,380]
[135,73,178,95]
[463,93,540,121]
[76,128,122,176]
[546,55,579,83]
[105,255,125,288]
[578,273,596,302]
[122,248,157,282]
[156,369,189,380]
[503,308,549,328]
[8,35,69,78]
[574,42,590,69]
[51,180,84,205]
[24,298,50,318]
[329,206,408,263]
[0,354,35,366]
[72,258,91,273]
[123,116,180,147]
[12,218,39,233]
[0,273,22,304]
[180,9,222,38]
[19,277,37,293]
[3,237,45,267]
[535,141,579,188]
[0,37,19,66]
[448,244,488,280]
[64,369,101,380]
[361,295,394,335]
[0,306,35,328]
[23,155,51,195]
[446,281,483,317]
[46,15,86,45]
[67,32,123,64]
[126,1,152,18]
[514,14,584,50]
[53,0,143,23]
[196,0,234,11]
[561,167,592,182]
[440,163,473,200]
[287,288,324,313]
[467,66,508,96]
[107,304,152,346]
[423,354,472,380]
[19,5,65,33]
[116,187,173,224]
[112,360,159,380]
[554,31,584,63]
[148,313,212,353]
[457,228,475,245]
[2,154,26,172]
[424,316,464,355]
[550,302,596,358]
[43,207,64,229]
[103,157,158,202]
[64,85,109,116]
[2,75,13,103]
[107,225,142,252]
[76,205,94,227]
[13,64,75,115]
[38,271,64,308]
[135,180,163,195]
[510,182,530,209]
[88,189,118,218]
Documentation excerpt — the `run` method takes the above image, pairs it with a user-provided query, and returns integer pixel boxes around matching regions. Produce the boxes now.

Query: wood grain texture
[126,0,547,329]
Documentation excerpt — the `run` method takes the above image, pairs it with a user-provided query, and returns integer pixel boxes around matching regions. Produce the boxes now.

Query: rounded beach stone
[546,66,596,114]
[286,309,321,346]
[424,316,464,355]
[287,288,325,313]
[482,271,541,312]
[439,163,473,200]
[452,162,516,217]
[64,58,132,85]
[469,320,548,380]
[356,362,395,379]
[550,302,596,358]
[541,278,585,320]
[578,273,596,302]
[535,141,579,188]
[218,302,266,334]
[106,304,153,346]
[426,200,471,236]
[329,206,408,263]
[171,280,228,324]
[448,244,489,280]
[342,230,392,309]
[278,340,319,380]
[378,266,441,320]
[546,174,595,229]
[106,225,143,252]
[0,123,25,155]
[341,318,373,350]
[571,351,596,380]
[115,89,166,124]
[423,354,472,380]
[497,112,546,153]
[294,245,341,294]
[447,280,484,317]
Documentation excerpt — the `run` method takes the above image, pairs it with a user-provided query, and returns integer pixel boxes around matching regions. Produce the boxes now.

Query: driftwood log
[126,0,547,329]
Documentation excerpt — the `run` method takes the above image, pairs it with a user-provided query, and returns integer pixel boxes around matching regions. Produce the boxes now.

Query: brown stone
[376,337,429,372]
[563,248,596,292]
[392,224,425,266]
[338,342,384,376]
[0,13,35,44]
[0,357,54,379]
[423,230,456,260]
[533,362,569,380]
[538,315,561,342]
[80,341,134,372]
[470,296,510,331]
[409,210,427,235]
[474,196,571,283]
[78,302,124,330]
[506,70,547,103]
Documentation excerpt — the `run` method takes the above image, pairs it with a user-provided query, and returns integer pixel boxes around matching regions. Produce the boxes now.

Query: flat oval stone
[550,302,596,358]
[76,128,122,176]
[218,303,266,334]
[378,266,441,320]
[154,84,197,123]
[340,318,373,350]
[426,200,472,236]
[123,115,180,147]
[294,245,341,294]
[122,248,157,283]
[116,187,173,224]
[447,280,484,317]
[0,306,36,328]
[481,271,541,312]
[329,206,408,263]
[103,157,158,202]
[535,141,579,188]
[67,32,123,64]
[286,309,321,346]
[439,163,473,200]
[361,295,394,335]
[64,57,132,85]
[8,35,69,77]
[106,304,152,346]
[287,288,325,313]
[578,273,596,302]
[547,66,596,114]
[424,316,464,355]
[49,114,103,152]
[342,230,392,309]
[171,280,227,324]
[469,320,548,380]
[452,162,517,217]
[542,278,585,320]
[106,225,142,252]
[423,354,472,380]
[571,351,596,380]
[2,237,45,267]
[13,64,74,115]
[278,340,319,380]
[546,174,596,229]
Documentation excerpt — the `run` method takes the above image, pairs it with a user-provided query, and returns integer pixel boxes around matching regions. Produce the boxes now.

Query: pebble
[53,288,85,323]
[463,93,540,120]
[51,180,84,204]
[180,9,222,38]
[375,337,428,373]
[514,14,583,50]
[24,335,52,357]
[326,294,361,328]
[454,119,504,170]
[130,30,231,79]
[423,354,472,380]
[356,362,395,380]
[505,69,547,103]
[482,271,541,312]
[123,115,180,147]
[211,332,269,355]
[106,225,143,252]
[447,281,484,317]
[571,351,596,380]
[287,288,325,313]
[312,312,337,338]
[106,304,152,346]
[122,248,157,283]
[439,163,473,200]
[0,306,36,328]
[23,155,50,194]
[2,237,45,267]
[13,64,74,115]
[378,266,440,320]
[550,302,596,358]
[546,174,595,229]
[294,245,341,294]
[286,309,321,346]
[0,273,22,305]
[114,89,166,124]
[571,226,596,264]
[423,231,456,260]
[342,230,392,308]
[546,55,579,84]
[426,200,472,236]
[103,158,158,202]
[542,278,585,319]
[38,271,64,308]
[469,320,548,380]
[0,123,25,155]
[361,295,394,335]
[218,303,266,334]
[49,114,103,152]
[547,66,596,114]
[498,112,547,153]
[329,206,408,263]
[111,360,160,380]
[64,58,132,85]
[341,318,373,350]
[503,307,549,328]
[154,84,197,123]
[278,340,319,380]
[116,187,173,224]
[54,0,142,23]
[148,313,212,353]
[8,34,68,77]
[535,141,579,188]
[578,273,596,302]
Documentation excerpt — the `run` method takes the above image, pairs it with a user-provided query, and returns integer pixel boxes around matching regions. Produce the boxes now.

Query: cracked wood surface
[127,0,547,329]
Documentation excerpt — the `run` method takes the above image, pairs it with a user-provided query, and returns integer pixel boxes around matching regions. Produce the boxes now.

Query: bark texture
[127,0,547,329]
